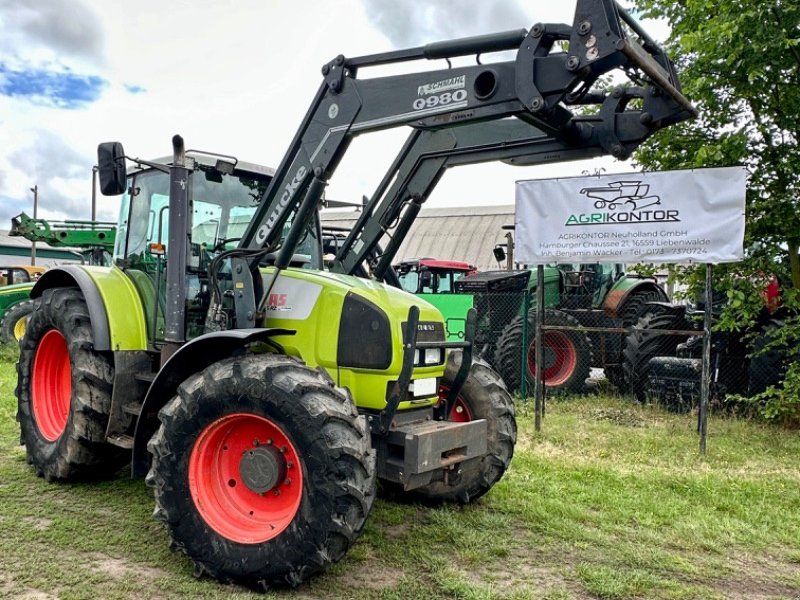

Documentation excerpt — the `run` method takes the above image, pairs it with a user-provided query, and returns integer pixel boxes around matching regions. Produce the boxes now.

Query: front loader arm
[331,83,679,279]
[230,0,694,325]
[239,0,694,257]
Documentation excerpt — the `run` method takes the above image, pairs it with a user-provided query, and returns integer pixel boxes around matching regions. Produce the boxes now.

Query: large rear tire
[411,350,516,504]
[605,290,665,391]
[146,354,376,588]
[16,288,125,481]
[494,309,592,394]
[1,299,35,344]
[622,309,692,402]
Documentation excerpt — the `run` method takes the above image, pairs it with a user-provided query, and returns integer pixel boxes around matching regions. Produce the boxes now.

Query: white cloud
[0,0,672,235]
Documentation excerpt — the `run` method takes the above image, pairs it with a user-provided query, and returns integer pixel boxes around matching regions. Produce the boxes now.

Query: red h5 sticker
[267,293,288,309]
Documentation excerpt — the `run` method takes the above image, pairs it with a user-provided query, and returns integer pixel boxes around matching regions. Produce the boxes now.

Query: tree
[633,0,800,424]
[635,0,800,286]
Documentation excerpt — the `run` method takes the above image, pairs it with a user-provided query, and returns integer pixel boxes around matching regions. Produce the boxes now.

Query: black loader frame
[228,0,694,322]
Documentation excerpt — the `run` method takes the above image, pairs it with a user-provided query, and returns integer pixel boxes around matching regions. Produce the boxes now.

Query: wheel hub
[543,346,557,370]
[239,446,286,494]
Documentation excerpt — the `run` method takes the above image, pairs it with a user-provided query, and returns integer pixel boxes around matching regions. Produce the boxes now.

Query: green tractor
[395,258,477,341]
[456,260,667,393]
[0,214,116,344]
[16,140,514,588]
[0,265,46,343]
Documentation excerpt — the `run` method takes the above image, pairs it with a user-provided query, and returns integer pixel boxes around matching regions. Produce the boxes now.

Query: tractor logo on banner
[580,180,661,211]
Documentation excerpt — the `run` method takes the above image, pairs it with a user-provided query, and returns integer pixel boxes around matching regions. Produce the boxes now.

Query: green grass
[1,344,798,599]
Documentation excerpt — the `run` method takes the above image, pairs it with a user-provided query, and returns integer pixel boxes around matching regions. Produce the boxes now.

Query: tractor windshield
[114,166,269,266]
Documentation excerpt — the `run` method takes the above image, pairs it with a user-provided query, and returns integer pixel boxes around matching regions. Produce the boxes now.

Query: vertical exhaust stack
[162,135,189,362]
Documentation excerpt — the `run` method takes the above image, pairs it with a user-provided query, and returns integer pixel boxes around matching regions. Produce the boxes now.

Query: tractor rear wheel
[146,354,376,589]
[411,350,516,504]
[605,289,665,390]
[494,309,592,394]
[622,309,692,402]
[1,299,35,343]
[16,288,125,481]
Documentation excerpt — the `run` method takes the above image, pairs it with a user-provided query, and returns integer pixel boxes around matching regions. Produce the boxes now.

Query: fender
[131,328,295,478]
[32,266,147,351]
[603,278,668,319]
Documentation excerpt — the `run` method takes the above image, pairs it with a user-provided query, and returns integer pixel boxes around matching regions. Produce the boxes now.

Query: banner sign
[515,167,746,265]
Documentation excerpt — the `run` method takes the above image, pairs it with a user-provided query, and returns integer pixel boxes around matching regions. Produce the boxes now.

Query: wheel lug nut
[287,461,294,469]
[284,478,292,486]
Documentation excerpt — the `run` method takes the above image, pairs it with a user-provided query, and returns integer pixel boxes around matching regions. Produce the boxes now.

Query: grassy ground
[0,346,798,600]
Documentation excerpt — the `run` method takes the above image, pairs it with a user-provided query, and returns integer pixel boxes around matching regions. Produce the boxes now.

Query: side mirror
[97,142,127,196]
[493,246,506,263]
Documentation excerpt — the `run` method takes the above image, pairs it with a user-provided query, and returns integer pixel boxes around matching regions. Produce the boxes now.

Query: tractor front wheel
[146,354,376,588]
[16,288,125,481]
[494,309,592,394]
[411,350,516,504]
[1,299,35,344]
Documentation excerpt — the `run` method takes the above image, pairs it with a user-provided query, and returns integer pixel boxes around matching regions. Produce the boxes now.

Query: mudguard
[32,266,147,351]
[603,277,668,318]
[131,328,295,478]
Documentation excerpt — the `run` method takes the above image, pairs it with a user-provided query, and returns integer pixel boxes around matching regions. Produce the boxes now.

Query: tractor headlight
[415,347,444,366]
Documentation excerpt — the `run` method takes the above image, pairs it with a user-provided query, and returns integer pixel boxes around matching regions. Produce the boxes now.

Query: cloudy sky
[0,0,665,228]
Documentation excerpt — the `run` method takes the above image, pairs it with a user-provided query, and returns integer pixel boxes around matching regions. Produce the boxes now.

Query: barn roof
[320,204,515,272]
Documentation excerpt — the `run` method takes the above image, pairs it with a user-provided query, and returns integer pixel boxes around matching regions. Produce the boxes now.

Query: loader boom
[233,0,694,322]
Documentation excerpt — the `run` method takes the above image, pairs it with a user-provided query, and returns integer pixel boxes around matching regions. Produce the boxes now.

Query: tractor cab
[557,263,623,309]
[111,154,324,343]
[395,258,476,294]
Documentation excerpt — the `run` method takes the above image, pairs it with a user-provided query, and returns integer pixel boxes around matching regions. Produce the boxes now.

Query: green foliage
[633,0,800,421]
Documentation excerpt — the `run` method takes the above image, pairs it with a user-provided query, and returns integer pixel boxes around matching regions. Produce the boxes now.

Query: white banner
[514,167,746,265]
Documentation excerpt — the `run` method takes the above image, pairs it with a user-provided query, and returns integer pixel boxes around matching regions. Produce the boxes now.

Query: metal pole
[520,289,530,398]
[699,263,713,454]
[29,185,38,266]
[534,264,545,432]
[91,166,98,222]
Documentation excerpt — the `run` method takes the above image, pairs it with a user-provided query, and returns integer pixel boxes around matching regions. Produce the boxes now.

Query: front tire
[411,350,516,504]
[622,309,692,402]
[494,309,592,394]
[16,288,125,481]
[1,299,35,343]
[146,354,376,588]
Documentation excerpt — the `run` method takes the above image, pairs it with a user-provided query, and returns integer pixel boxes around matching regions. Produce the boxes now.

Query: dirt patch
[0,573,57,600]
[335,560,404,592]
[86,553,170,583]
[589,408,648,428]
[706,552,800,600]
[21,517,51,531]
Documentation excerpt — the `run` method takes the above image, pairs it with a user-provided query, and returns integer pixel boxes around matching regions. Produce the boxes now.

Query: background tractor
[0,215,115,344]
[455,260,667,393]
[395,258,477,341]
[0,265,46,343]
[622,276,789,411]
[15,0,692,588]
